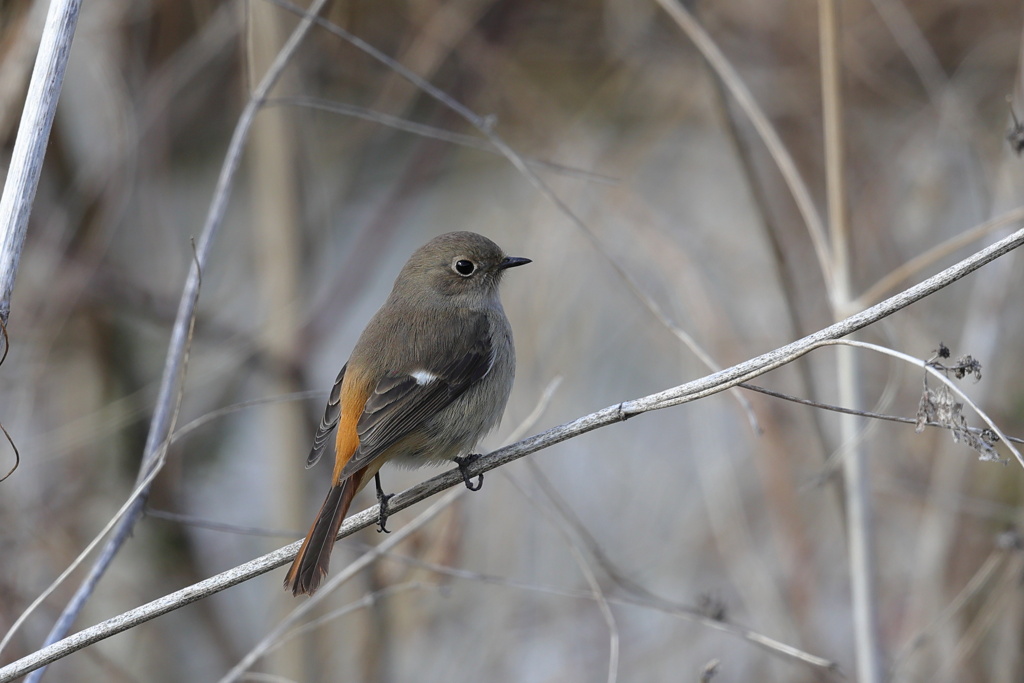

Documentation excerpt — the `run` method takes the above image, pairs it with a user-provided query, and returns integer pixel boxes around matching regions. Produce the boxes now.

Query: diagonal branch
[1,224,1021,683]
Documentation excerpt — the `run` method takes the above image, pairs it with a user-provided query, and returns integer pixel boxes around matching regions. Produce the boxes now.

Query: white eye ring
[452,258,476,277]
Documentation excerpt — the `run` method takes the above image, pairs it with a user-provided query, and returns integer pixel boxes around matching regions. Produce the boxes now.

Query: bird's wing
[339,316,494,479]
[306,363,346,468]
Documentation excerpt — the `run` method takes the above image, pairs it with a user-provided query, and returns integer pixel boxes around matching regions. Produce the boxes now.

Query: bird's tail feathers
[284,469,364,596]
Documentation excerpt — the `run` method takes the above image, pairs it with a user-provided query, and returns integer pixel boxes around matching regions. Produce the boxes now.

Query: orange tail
[284,468,365,596]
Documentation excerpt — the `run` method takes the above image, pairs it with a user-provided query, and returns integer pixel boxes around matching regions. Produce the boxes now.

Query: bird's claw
[454,454,484,492]
[374,473,394,533]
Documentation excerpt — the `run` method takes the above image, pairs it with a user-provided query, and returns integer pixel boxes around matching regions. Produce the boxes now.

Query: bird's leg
[453,454,484,491]
[374,472,394,533]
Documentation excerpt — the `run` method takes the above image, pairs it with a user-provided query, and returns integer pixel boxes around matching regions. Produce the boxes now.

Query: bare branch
[1,223,1020,682]
[0,0,81,325]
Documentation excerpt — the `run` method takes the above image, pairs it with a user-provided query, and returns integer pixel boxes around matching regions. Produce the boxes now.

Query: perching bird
[284,231,530,596]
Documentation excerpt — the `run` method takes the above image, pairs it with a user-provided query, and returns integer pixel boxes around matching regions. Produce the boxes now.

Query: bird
[284,231,530,596]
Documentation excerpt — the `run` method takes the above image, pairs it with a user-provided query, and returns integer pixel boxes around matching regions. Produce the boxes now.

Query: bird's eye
[453,259,476,276]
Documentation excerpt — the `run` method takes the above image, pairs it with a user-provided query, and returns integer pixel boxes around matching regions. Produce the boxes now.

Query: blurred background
[1,0,1024,681]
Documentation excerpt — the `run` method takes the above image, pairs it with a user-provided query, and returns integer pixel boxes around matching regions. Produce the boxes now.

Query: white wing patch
[411,369,440,385]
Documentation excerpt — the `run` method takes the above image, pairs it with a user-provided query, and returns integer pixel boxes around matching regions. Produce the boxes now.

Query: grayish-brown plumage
[285,231,530,596]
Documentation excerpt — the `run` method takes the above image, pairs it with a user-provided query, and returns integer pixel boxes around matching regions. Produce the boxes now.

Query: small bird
[285,231,530,596]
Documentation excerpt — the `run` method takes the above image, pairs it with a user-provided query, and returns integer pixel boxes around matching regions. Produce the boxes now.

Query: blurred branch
[171,390,323,443]
[868,0,948,98]
[4,0,335,672]
[217,489,464,683]
[0,0,80,326]
[817,0,883,680]
[271,96,618,184]
[504,471,620,683]
[654,0,832,295]
[2,224,1021,682]
[890,547,1008,678]
[854,205,1024,308]
[709,64,833,453]
[18,243,200,683]
[949,549,1023,668]
[272,581,424,646]
[378,548,839,673]
[145,508,297,539]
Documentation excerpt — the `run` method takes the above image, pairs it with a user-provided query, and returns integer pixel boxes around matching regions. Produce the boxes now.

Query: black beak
[498,256,531,270]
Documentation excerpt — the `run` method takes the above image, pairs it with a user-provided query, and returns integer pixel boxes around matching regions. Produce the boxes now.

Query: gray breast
[416,313,515,463]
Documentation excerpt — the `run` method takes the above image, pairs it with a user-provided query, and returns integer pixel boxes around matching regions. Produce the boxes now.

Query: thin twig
[854,206,1024,309]
[170,390,323,444]
[269,96,618,184]
[272,582,424,646]
[0,316,17,482]
[504,472,620,683]
[818,340,1024,469]
[889,550,1005,678]
[737,383,1024,446]
[144,509,297,539]
[504,375,563,444]
[0,421,19,483]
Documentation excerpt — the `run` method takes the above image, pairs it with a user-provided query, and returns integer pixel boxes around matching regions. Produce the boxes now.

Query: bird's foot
[374,472,394,533]
[453,454,484,492]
